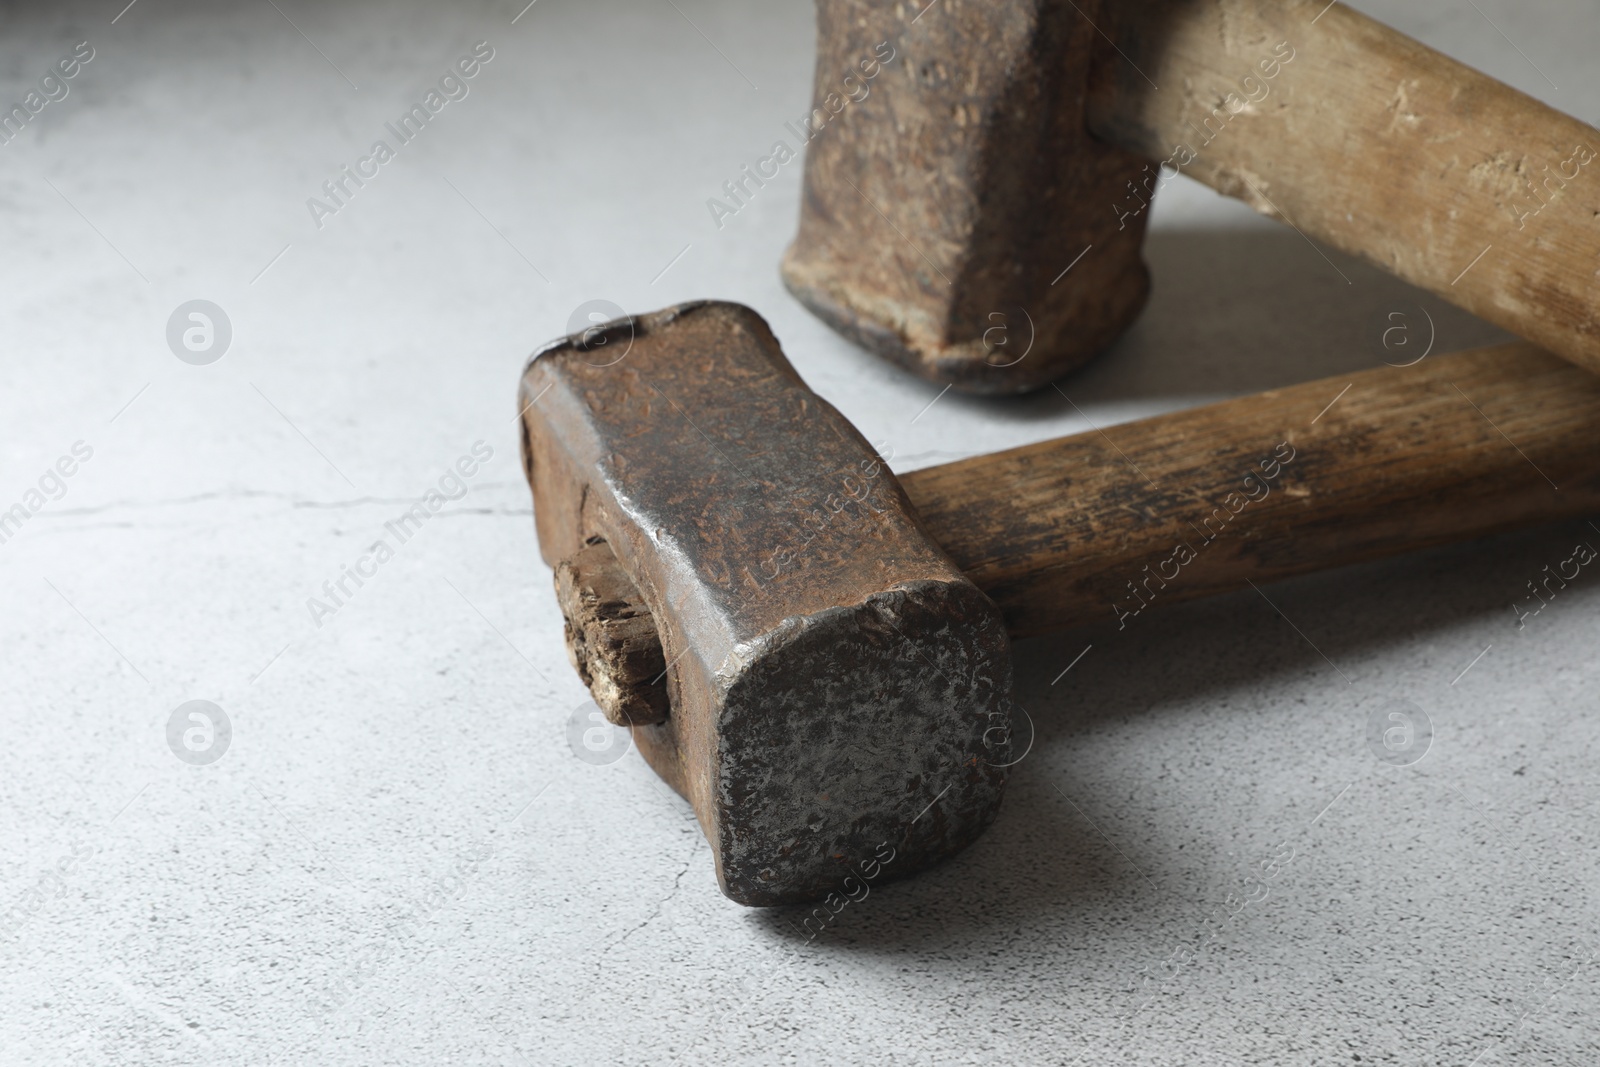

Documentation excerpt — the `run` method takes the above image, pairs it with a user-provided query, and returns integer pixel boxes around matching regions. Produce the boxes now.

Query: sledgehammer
[783,0,1600,393]
[520,301,1600,905]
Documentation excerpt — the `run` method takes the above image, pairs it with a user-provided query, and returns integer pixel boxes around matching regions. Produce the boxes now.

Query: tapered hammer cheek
[782,0,1153,394]
[519,300,1015,906]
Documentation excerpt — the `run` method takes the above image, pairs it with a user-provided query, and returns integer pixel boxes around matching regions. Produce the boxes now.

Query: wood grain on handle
[902,343,1600,637]
[1087,0,1600,377]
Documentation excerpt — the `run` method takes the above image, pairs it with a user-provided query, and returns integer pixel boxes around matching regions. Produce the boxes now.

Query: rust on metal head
[781,0,1153,394]
[518,301,1013,905]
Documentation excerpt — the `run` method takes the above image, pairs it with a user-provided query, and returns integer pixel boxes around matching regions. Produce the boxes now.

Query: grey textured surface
[0,1,1596,1064]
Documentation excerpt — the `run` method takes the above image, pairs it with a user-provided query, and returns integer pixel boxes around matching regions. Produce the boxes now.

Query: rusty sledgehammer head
[781,0,1151,395]
[519,301,1012,906]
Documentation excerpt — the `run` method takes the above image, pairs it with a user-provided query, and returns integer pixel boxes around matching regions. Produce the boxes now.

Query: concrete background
[0,0,1596,1063]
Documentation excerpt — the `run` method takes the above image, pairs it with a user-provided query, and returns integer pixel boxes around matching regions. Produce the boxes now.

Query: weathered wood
[902,342,1600,636]
[1087,0,1600,379]
[554,539,669,726]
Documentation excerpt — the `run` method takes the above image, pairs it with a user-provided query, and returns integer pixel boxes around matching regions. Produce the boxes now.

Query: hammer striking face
[519,301,1012,907]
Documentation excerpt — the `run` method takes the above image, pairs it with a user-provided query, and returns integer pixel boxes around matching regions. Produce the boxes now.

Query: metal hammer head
[781,0,1149,394]
[519,301,1013,906]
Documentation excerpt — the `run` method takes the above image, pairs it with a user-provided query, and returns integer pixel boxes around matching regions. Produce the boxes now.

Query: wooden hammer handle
[1087,0,1600,376]
[902,343,1600,637]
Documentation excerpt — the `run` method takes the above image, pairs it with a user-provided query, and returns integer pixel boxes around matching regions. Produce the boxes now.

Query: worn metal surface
[518,301,1012,907]
[781,0,1152,394]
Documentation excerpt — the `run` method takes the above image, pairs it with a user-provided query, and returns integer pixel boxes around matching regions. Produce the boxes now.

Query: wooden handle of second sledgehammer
[1086,0,1600,376]
[902,343,1600,638]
